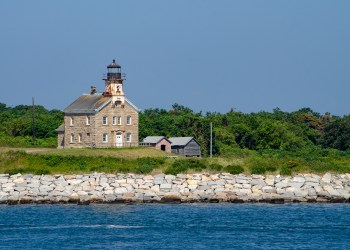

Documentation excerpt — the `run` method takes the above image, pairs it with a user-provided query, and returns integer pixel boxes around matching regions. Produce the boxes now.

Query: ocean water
[0,203,349,249]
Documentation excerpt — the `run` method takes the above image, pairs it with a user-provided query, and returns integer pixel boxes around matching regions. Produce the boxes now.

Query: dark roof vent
[107,59,121,68]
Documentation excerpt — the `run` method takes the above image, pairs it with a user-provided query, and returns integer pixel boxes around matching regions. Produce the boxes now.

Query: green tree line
[1,102,350,154]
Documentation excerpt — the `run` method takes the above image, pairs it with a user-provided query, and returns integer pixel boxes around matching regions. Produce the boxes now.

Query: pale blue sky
[0,0,349,115]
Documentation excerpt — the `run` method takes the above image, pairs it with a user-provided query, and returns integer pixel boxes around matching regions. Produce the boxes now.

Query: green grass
[1,147,350,175]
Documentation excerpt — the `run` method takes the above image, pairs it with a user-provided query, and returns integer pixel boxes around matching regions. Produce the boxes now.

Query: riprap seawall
[1,173,350,204]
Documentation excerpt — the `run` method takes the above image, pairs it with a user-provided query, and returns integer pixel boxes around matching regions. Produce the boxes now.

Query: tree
[322,118,350,150]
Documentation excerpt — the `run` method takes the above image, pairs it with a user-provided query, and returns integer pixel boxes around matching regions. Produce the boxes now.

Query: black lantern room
[107,59,121,79]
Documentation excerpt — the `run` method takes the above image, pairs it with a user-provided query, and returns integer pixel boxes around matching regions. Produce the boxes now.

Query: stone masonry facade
[61,102,139,148]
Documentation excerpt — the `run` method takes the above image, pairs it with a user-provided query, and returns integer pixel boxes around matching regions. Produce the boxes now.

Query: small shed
[141,136,172,153]
[168,137,201,157]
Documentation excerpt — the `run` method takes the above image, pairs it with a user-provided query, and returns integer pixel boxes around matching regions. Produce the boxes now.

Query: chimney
[90,86,96,94]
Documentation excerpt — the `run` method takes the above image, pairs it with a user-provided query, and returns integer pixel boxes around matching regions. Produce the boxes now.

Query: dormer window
[103,116,108,125]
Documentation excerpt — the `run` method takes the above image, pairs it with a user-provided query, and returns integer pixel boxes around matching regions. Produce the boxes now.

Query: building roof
[107,59,121,68]
[64,93,111,114]
[55,123,65,132]
[168,137,198,146]
[63,93,140,114]
[142,136,168,144]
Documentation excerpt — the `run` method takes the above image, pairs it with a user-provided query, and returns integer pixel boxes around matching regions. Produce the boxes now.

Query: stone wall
[0,173,349,204]
[62,101,139,148]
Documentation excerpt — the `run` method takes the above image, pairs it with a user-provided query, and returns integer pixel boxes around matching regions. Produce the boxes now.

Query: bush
[164,159,206,175]
[209,164,223,172]
[6,167,25,175]
[224,165,244,175]
[250,165,266,175]
[265,165,277,173]
[135,164,153,174]
[280,165,292,176]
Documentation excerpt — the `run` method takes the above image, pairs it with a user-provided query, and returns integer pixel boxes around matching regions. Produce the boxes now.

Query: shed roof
[63,93,140,114]
[142,136,168,144]
[55,123,65,132]
[168,137,198,146]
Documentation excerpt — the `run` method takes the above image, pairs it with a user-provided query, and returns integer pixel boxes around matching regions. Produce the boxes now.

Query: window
[70,117,74,126]
[118,116,122,125]
[126,115,131,125]
[78,133,82,143]
[126,132,131,142]
[103,116,108,125]
[112,116,116,125]
[103,133,108,143]
[86,116,90,125]
[70,133,74,143]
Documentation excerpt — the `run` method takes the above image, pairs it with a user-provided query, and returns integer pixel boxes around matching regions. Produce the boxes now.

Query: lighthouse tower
[104,59,125,105]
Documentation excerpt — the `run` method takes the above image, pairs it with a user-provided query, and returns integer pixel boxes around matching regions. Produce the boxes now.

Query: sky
[0,0,349,115]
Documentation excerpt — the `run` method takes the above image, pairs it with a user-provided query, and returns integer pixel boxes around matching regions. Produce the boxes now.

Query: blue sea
[0,203,349,249]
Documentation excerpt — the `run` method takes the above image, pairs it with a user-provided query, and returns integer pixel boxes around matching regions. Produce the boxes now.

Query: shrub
[135,164,153,174]
[224,165,244,175]
[280,165,292,176]
[265,165,277,173]
[7,167,25,175]
[164,159,206,175]
[250,165,266,175]
[209,164,223,172]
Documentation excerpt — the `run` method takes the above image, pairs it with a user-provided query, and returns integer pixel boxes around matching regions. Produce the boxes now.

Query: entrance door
[161,145,166,151]
[116,133,123,147]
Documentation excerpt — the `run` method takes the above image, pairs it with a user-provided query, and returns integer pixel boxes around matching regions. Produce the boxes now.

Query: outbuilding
[168,137,201,157]
[141,136,172,153]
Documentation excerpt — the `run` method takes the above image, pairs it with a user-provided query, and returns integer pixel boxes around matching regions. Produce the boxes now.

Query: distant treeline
[1,102,350,154]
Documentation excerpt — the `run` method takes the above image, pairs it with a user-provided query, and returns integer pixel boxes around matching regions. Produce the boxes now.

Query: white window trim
[103,116,108,125]
[118,116,122,125]
[70,117,74,126]
[126,132,132,142]
[70,133,74,143]
[112,116,117,125]
[126,115,132,125]
[86,116,90,125]
[78,133,82,143]
[103,133,108,143]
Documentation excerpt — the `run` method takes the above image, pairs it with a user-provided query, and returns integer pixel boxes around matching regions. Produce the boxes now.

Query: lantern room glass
[108,67,120,74]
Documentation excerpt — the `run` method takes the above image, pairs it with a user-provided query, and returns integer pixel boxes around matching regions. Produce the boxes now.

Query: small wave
[106,225,144,229]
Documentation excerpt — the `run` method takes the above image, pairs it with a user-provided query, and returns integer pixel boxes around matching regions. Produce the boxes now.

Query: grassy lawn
[1,147,350,175]
[0,147,173,158]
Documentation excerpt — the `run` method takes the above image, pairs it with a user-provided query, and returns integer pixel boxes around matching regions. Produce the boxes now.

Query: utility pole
[32,97,35,143]
[210,122,212,158]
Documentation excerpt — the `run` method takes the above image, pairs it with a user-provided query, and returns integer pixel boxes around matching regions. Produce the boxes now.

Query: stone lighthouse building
[57,60,140,148]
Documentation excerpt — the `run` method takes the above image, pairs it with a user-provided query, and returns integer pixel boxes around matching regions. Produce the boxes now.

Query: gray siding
[171,139,201,157]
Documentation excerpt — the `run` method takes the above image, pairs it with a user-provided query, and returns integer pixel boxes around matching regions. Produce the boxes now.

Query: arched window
[70,133,74,143]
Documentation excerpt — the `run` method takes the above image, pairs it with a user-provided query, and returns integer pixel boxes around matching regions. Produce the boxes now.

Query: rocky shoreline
[0,173,350,205]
